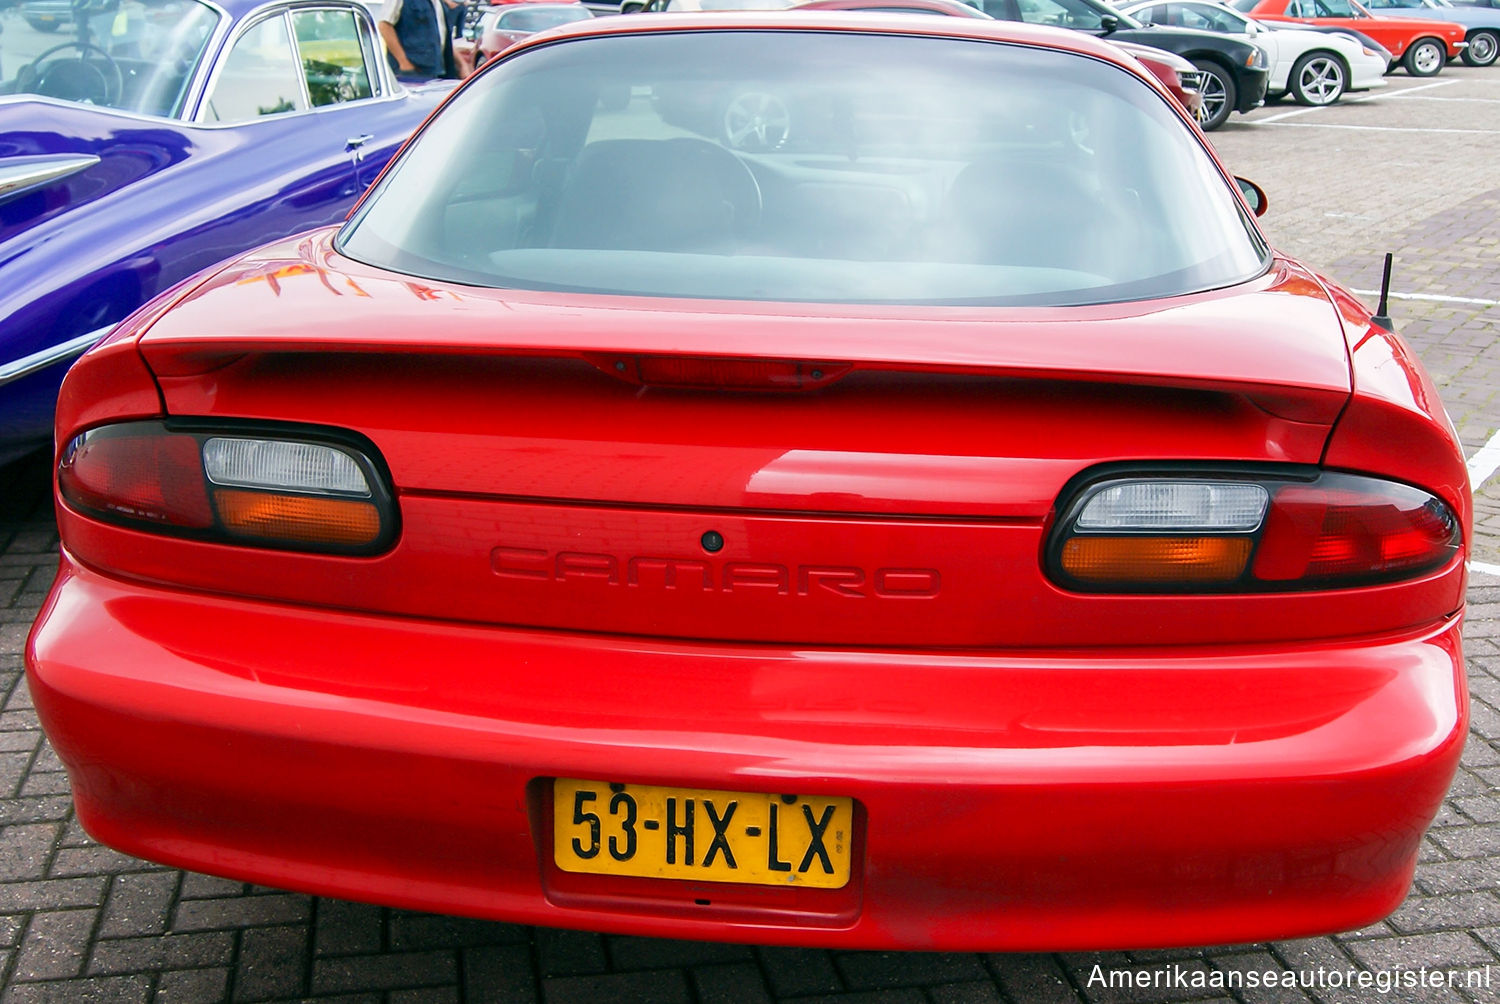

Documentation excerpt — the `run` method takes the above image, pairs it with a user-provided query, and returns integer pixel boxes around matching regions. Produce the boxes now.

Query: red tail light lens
[1252,479,1461,585]
[59,426,213,529]
[58,421,396,554]
[1050,471,1461,592]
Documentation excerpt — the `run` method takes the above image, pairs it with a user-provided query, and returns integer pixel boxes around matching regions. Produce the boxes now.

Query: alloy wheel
[1192,62,1233,131]
[1293,55,1345,105]
[722,92,791,152]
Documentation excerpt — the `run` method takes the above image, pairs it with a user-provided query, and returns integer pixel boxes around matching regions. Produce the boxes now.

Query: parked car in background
[1255,18,1394,65]
[478,3,592,55]
[1361,0,1500,64]
[0,0,452,467]
[1121,0,1386,104]
[796,0,1204,119]
[30,9,1470,953]
[455,1,592,74]
[627,0,796,9]
[457,0,589,40]
[972,0,1269,128]
[1110,39,1208,117]
[1234,0,1468,73]
[797,0,989,14]
[18,0,75,32]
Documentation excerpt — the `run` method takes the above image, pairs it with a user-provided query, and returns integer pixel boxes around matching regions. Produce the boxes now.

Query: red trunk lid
[120,233,1370,646]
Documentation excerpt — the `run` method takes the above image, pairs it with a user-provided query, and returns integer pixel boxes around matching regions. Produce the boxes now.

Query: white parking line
[1383,95,1500,104]
[1351,80,1460,101]
[1250,80,1462,125]
[1352,289,1500,307]
[1474,561,1500,578]
[1468,429,1500,490]
[1255,106,1324,124]
[1264,122,1500,134]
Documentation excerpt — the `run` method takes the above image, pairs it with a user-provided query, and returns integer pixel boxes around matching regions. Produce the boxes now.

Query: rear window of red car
[339,29,1268,306]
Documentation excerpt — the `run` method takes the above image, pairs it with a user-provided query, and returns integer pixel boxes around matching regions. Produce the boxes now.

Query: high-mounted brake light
[591,354,851,391]
[1050,471,1460,592]
[59,422,396,554]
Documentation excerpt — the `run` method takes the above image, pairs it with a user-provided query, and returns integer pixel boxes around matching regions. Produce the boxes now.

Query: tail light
[1048,471,1460,592]
[59,422,397,554]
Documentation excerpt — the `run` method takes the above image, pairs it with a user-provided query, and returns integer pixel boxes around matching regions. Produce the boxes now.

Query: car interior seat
[934,157,1125,278]
[548,137,761,254]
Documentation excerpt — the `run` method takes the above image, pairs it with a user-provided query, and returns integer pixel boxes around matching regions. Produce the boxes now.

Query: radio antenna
[1372,252,1396,333]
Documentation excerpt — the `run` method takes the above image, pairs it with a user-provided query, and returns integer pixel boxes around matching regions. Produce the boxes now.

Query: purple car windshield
[1,0,219,118]
[340,30,1268,306]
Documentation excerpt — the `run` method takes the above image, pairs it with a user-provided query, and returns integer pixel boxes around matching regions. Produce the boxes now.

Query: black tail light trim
[58,419,401,556]
[1045,464,1462,594]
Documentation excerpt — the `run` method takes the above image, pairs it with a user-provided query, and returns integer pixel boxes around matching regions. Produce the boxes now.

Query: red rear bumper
[27,555,1466,950]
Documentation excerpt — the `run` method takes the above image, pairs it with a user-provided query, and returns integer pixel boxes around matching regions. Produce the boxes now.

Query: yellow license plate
[553,779,854,889]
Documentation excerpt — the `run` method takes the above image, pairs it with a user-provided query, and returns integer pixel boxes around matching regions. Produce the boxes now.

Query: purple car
[0,0,452,466]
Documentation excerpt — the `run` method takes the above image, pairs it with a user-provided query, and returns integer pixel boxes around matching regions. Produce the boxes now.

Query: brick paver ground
[0,69,1497,1004]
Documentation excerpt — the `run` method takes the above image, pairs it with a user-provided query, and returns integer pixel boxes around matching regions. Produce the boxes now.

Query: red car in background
[1234,0,1467,73]
[796,0,1205,120]
[454,1,592,74]
[796,0,988,11]
[1110,40,1207,120]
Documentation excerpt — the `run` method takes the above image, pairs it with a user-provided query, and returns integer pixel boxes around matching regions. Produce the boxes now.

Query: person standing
[378,0,451,80]
[441,0,466,76]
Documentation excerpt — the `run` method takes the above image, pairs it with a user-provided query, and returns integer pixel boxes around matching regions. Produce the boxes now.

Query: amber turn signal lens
[213,489,382,547]
[1060,536,1253,584]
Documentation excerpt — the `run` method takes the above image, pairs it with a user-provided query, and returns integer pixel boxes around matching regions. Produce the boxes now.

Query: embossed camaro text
[491,548,942,598]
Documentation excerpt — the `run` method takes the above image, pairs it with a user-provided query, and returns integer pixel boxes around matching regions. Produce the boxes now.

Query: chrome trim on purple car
[0,155,102,208]
[189,0,407,124]
[159,0,234,120]
[0,327,112,389]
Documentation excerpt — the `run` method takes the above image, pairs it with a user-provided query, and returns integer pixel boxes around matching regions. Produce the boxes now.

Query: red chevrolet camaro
[29,12,1469,951]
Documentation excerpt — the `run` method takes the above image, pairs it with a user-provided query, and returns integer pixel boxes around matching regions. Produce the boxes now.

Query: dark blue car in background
[0,0,450,466]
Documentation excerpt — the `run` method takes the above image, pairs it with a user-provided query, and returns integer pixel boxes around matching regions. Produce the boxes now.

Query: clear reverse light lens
[202,438,371,496]
[1076,481,1268,532]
